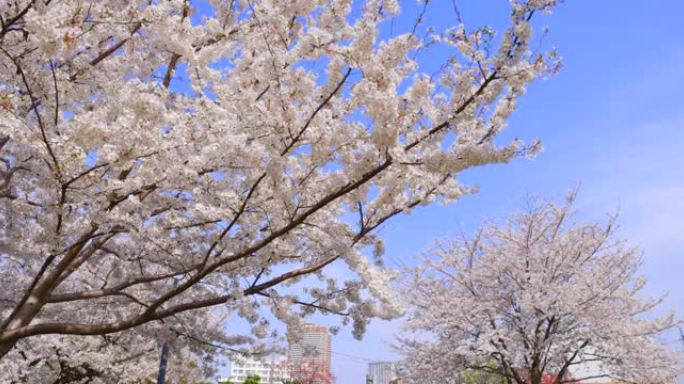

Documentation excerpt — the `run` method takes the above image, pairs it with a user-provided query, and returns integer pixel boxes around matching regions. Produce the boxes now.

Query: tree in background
[243,375,262,384]
[286,360,335,384]
[399,194,682,384]
[0,0,560,378]
[456,360,506,384]
[539,373,580,384]
[1,304,243,382]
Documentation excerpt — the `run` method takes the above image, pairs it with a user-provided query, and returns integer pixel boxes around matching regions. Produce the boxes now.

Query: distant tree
[286,360,335,384]
[399,195,682,384]
[456,361,506,384]
[1,329,209,382]
[539,373,580,384]
[243,375,261,384]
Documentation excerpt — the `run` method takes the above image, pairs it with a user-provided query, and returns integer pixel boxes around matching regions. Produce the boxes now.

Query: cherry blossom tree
[3,310,240,383]
[5,330,208,383]
[456,360,507,384]
[540,373,580,384]
[0,0,560,375]
[285,360,335,384]
[398,195,682,384]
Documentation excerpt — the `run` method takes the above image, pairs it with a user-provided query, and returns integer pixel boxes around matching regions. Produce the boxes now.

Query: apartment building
[287,324,332,384]
[366,361,402,384]
[227,355,290,384]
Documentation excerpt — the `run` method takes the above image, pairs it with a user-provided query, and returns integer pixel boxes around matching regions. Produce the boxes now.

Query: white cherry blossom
[399,195,682,384]
[1,0,559,378]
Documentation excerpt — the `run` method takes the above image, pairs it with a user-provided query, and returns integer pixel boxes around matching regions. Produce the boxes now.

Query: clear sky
[187,1,684,382]
[324,1,684,383]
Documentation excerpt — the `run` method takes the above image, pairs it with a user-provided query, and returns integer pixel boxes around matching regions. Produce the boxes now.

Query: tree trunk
[529,369,542,384]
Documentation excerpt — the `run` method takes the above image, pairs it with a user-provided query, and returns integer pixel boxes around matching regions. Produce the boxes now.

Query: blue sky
[185,1,684,382]
[326,1,684,383]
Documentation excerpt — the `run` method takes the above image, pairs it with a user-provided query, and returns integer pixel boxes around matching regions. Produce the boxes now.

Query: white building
[367,361,402,384]
[228,355,290,384]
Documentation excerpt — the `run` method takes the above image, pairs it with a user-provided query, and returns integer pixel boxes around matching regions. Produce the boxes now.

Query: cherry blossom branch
[162,0,189,89]
[0,46,61,178]
[0,1,35,39]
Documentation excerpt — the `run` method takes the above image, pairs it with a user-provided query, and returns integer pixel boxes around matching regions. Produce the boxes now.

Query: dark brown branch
[162,54,181,88]
[0,47,61,178]
[554,339,590,384]
[404,70,498,151]
[88,23,142,67]
[255,291,351,317]
[0,154,394,342]
[0,135,9,151]
[47,269,195,304]
[161,0,189,89]
[280,67,353,155]
[49,60,60,129]
[0,1,35,38]
[0,227,98,332]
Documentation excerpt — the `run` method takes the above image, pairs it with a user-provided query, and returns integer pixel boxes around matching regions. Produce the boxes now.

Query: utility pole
[157,278,178,384]
[157,343,170,384]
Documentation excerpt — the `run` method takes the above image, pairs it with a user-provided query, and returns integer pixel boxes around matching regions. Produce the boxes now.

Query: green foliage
[458,370,505,384]
[457,360,506,384]
[243,375,261,384]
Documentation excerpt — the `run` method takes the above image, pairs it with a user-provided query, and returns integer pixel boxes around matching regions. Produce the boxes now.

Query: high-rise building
[367,361,402,384]
[227,355,290,384]
[288,324,331,368]
[287,324,332,384]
